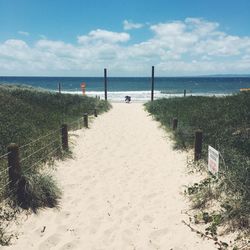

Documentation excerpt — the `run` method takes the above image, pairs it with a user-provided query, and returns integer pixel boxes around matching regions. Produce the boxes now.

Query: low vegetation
[145,93,250,247]
[0,84,111,245]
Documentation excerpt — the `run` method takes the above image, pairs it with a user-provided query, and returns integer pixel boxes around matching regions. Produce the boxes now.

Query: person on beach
[125,95,131,103]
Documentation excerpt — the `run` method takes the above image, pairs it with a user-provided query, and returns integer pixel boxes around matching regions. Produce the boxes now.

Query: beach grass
[0,84,111,244]
[145,93,250,233]
[0,84,110,196]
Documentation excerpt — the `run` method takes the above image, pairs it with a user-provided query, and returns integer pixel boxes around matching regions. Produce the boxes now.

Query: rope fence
[0,152,10,160]
[0,110,98,203]
[23,145,62,174]
[19,129,61,150]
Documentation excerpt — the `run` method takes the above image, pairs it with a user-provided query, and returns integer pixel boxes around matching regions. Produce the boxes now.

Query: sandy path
[3,103,216,250]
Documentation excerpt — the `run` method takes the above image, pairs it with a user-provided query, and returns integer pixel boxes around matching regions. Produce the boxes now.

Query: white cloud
[1,19,250,76]
[18,31,30,36]
[77,29,130,44]
[123,20,144,30]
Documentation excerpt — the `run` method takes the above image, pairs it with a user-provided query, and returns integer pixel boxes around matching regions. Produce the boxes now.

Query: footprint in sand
[102,224,119,245]
[38,233,61,249]
[148,228,170,249]
[87,217,102,234]
[143,215,154,223]
[86,203,99,212]
[54,211,71,224]
[125,210,138,223]
[122,229,135,244]
[149,228,169,247]
[59,240,79,250]
[82,175,92,181]
[150,228,169,239]
[116,205,130,217]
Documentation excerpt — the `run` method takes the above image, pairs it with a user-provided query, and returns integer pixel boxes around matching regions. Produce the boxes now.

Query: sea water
[1,76,250,102]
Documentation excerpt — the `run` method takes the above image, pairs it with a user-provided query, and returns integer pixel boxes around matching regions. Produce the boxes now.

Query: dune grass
[145,93,250,235]
[0,84,111,245]
[0,84,110,200]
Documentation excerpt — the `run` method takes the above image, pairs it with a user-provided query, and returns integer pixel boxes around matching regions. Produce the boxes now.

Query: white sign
[208,146,219,175]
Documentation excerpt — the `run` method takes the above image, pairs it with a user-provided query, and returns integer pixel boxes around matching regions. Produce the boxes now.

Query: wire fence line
[20,138,61,163]
[68,117,83,126]
[0,115,88,202]
[19,127,62,150]
[0,181,12,194]
[23,145,62,174]
[0,165,13,176]
[0,152,10,160]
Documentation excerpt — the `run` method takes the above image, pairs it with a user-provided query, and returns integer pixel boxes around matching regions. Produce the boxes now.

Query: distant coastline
[1,75,250,101]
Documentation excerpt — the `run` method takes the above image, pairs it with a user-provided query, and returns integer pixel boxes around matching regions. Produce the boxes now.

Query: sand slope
[3,103,216,250]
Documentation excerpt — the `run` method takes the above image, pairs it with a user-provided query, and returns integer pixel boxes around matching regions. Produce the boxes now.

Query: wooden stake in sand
[61,124,69,151]
[84,113,88,128]
[58,83,62,94]
[151,66,155,101]
[194,130,203,161]
[173,118,178,130]
[104,68,107,101]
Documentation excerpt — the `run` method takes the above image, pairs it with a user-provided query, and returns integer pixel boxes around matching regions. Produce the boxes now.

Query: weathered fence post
[7,143,21,189]
[172,118,178,130]
[194,130,203,161]
[151,66,155,101]
[94,108,98,117]
[61,124,69,150]
[58,83,61,93]
[83,113,88,128]
[184,89,186,97]
[104,68,107,101]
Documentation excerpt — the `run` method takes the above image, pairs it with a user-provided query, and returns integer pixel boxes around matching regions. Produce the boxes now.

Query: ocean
[1,76,250,102]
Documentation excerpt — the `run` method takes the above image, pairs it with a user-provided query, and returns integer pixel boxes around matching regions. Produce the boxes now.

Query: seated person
[125,95,131,103]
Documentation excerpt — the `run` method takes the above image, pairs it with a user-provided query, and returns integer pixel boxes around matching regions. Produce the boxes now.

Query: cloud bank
[1,18,250,76]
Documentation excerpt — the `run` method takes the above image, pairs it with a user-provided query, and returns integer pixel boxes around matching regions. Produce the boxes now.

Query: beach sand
[3,103,217,250]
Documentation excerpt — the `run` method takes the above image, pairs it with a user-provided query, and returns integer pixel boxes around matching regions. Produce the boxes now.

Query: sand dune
[3,103,216,250]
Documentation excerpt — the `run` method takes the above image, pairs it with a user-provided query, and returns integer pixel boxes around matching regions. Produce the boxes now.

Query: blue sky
[0,0,250,76]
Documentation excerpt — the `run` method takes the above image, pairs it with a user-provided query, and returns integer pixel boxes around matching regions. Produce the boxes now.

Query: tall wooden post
[194,130,203,161]
[7,143,21,189]
[61,124,69,151]
[104,68,107,101]
[94,108,98,117]
[173,118,178,130]
[84,113,88,128]
[58,83,62,93]
[151,66,155,101]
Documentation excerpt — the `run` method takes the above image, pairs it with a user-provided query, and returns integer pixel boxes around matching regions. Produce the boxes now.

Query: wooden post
[151,66,155,101]
[7,143,21,189]
[184,89,186,97]
[94,108,98,117]
[194,130,203,161]
[84,113,88,128]
[58,83,61,93]
[172,118,178,130]
[104,68,107,101]
[61,124,69,150]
